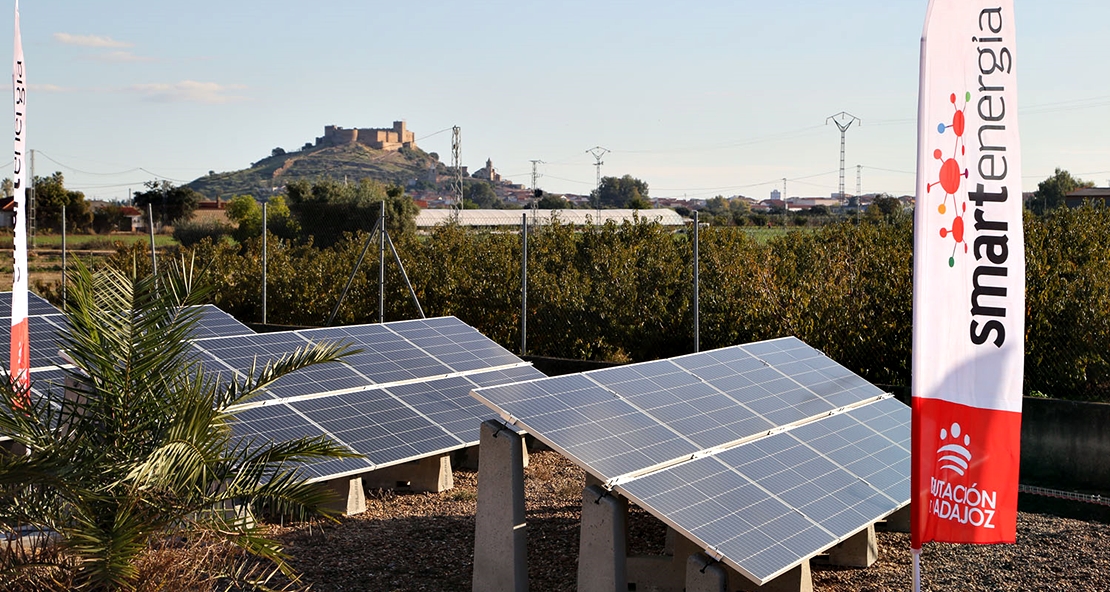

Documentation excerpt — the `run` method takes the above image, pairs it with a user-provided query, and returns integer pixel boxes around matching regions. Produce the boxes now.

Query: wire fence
[18,203,1110,402]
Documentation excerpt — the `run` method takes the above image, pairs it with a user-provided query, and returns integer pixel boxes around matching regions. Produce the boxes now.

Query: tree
[537,193,568,209]
[33,172,92,232]
[225,194,300,243]
[91,203,127,234]
[0,258,358,590]
[866,194,906,223]
[1,177,11,198]
[463,181,502,208]
[1032,168,1094,214]
[285,178,418,247]
[131,180,202,227]
[590,175,649,209]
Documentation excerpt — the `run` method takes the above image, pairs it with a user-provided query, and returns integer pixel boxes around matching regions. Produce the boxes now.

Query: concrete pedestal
[472,420,527,592]
[363,454,454,493]
[742,562,813,592]
[458,439,530,471]
[578,484,628,592]
[686,553,729,592]
[827,525,878,568]
[322,475,367,515]
[879,505,911,533]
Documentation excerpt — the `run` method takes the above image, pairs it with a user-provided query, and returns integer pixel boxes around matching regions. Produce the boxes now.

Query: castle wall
[316,122,416,151]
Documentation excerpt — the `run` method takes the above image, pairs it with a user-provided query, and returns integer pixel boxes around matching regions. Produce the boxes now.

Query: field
[0,233,177,288]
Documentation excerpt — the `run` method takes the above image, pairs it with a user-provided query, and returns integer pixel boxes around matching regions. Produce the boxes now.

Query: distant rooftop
[415,208,686,228]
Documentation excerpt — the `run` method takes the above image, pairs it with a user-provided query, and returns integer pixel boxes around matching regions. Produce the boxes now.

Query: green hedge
[95,205,1110,401]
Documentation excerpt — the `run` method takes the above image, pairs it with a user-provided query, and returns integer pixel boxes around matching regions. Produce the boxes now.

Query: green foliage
[463,181,503,208]
[91,203,127,234]
[87,206,1110,401]
[131,180,202,227]
[1024,204,1110,399]
[171,218,234,247]
[225,195,300,244]
[865,195,907,223]
[0,258,359,590]
[1031,168,1094,215]
[285,179,417,248]
[537,193,568,209]
[590,175,649,209]
[33,172,92,233]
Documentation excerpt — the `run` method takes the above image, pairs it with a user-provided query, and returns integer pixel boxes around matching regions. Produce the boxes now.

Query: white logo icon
[937,422,972,476]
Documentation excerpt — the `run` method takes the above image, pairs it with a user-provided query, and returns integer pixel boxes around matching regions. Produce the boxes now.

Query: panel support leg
[578,484,627,592]
[686,553,729,592]
[827,524,878,568]
[472,420,527,592]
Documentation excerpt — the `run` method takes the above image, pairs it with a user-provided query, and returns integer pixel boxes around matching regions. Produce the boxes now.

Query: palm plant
[0,258,360,591]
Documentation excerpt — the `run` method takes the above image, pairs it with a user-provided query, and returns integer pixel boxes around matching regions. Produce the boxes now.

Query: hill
[186,143,446,199]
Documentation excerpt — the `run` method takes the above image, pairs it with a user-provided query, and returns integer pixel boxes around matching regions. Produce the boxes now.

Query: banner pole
[912,547,921,592]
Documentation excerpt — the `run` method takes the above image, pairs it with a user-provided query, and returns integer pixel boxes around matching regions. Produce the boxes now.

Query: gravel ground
[271,450,1110,592]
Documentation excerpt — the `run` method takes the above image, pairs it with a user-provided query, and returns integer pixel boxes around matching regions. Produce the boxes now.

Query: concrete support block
[664,526,677,555]
[322,475,367,515]
[827,525,877,568]
[627,555,684,592]
[879,505,911,533]
[686,553,729,592]
[578,484,628,592]
[363,454,454,493]
[737,561,813,592]
[473,420,527,592]
[458,438,530,471]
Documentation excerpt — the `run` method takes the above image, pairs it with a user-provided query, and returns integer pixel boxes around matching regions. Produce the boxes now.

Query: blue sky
[5,0,1110,202]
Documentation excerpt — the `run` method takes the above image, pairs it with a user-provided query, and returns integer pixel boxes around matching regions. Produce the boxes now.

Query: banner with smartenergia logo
[911,0,1023,553]
[10,0,29,400]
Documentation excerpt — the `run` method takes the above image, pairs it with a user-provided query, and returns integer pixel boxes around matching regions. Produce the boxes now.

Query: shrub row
[95,206,1110,401]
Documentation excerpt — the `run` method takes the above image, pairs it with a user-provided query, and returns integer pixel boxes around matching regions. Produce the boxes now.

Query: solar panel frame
[471,336,906,586]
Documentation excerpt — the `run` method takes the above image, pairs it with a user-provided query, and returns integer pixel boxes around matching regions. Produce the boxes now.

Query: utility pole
[451,126,463,222]
[856,164,863,199]
[826,112,861,204]
[529,159,544,212]
[586,146,609,221]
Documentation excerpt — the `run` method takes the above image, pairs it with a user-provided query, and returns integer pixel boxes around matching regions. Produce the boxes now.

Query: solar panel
[0,314,69,368]
[0,291,62,317]
[290,389,463,468]
[386,317,523,372]
[299,324,453,384]
[189,305,255,338]
[474,373,701,480]
[191,332,369,400]
[471,337,907,586]
[231,403,375,480]
[2,307,543,485]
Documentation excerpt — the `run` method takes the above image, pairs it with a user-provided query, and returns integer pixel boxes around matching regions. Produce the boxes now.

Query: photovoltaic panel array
[0,295,256,410]
[188,305,255,338]
[205,317,544,481]
[0,291,62,317]
[472,337,908,586]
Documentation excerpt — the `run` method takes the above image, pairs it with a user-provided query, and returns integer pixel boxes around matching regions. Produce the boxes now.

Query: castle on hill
[315,121,416,152]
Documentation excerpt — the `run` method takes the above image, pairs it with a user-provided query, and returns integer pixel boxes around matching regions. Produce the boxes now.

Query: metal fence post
[521,212,528,356]
[262,199,267,325]
[147,203,157,276]
[61,205,66,304]
[693,211,700,353]
[379,200,385,324]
